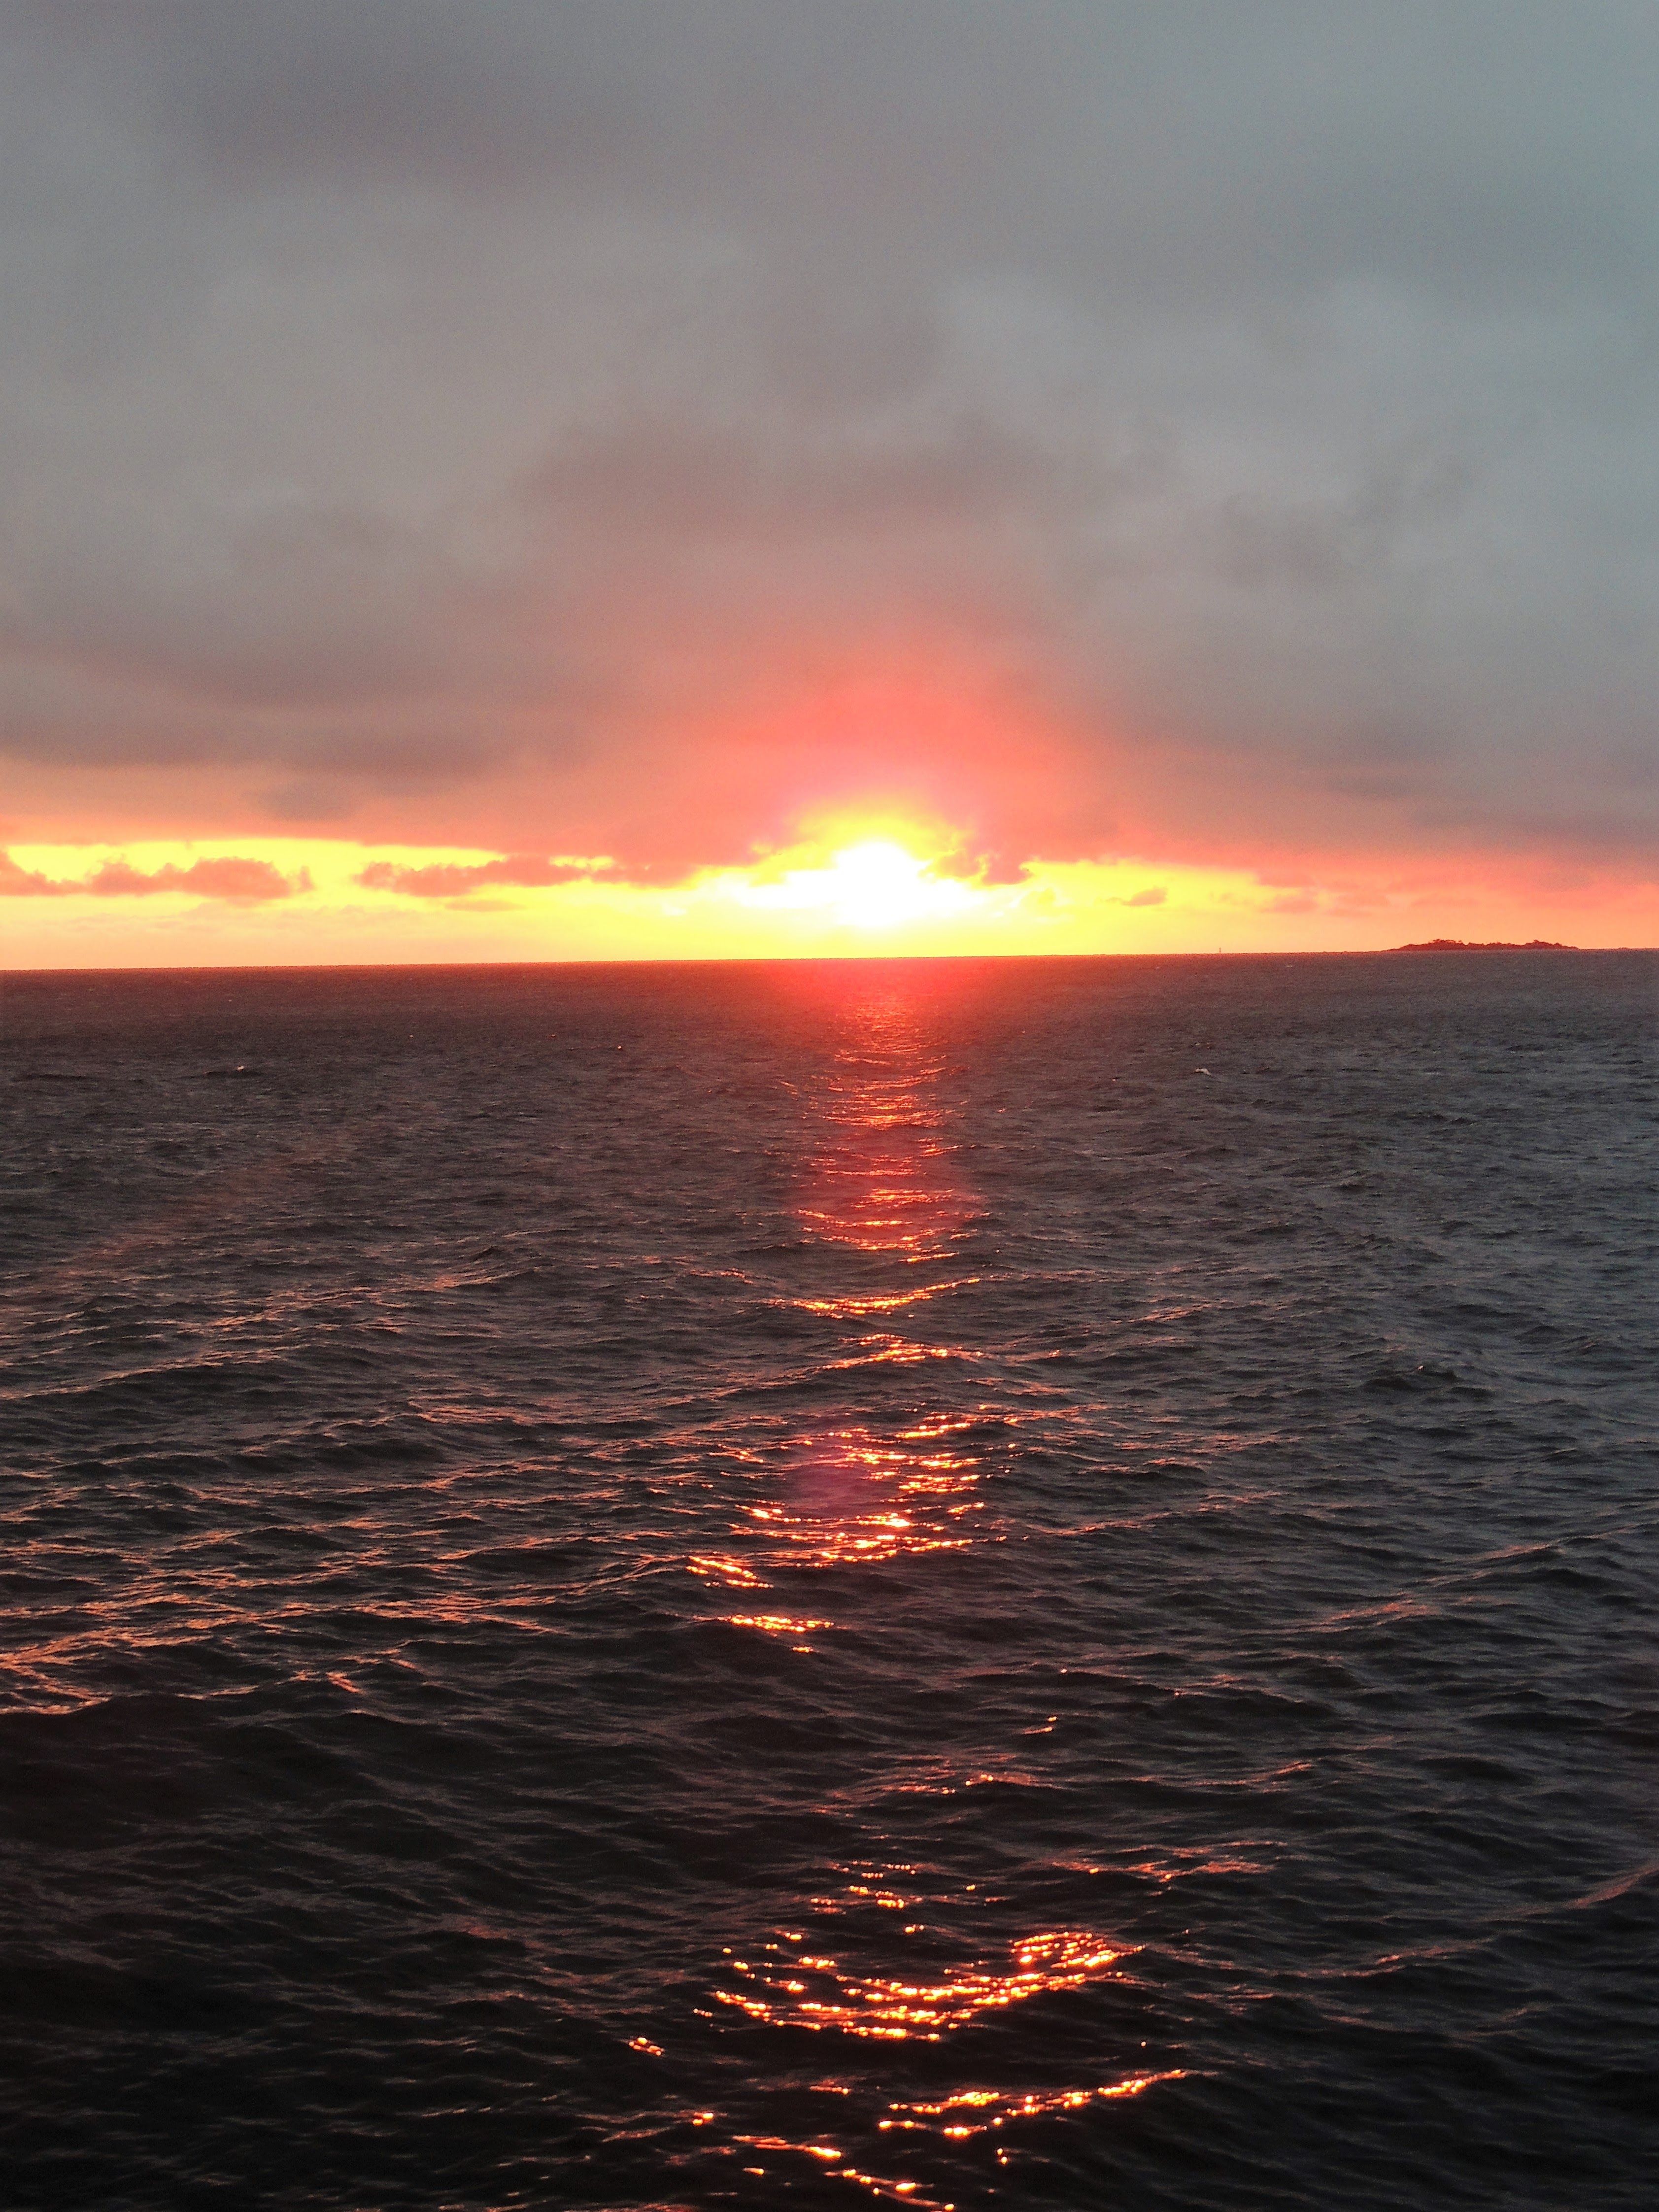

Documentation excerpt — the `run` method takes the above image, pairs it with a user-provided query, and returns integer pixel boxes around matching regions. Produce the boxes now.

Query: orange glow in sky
[1,816,1654,966]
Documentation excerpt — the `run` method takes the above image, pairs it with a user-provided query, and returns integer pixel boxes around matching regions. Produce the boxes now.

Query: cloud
[0,852,66,897]
[0,851,308,901]
[0,3,1653,878]
[357,854,616,897]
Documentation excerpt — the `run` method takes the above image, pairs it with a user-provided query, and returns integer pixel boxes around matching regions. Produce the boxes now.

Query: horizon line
[5,944,1650,981]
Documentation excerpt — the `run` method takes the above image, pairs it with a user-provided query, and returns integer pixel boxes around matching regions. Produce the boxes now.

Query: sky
[1,0,1656,964]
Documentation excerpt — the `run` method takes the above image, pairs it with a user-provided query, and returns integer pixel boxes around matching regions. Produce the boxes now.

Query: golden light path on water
[675,987,1153,2205]
[715,1928,1126,2041]
[687,998,991,1605]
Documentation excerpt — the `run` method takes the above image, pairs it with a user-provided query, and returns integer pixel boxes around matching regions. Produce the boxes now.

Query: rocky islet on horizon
[1389,938,1576,952]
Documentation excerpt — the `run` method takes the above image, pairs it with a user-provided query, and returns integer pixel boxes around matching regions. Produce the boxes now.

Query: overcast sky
[2,0,1655,881]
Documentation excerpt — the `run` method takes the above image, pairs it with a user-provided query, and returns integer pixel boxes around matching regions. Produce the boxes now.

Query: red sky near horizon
[1,5,1655,963]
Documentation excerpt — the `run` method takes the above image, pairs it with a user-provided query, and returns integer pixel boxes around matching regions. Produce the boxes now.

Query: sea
[1,951,1653,2211]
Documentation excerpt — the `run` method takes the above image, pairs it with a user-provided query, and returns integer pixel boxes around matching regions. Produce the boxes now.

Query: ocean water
[1,951,1653,2212]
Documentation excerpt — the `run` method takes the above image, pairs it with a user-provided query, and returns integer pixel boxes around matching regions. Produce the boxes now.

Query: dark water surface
[1,953,1654,2211]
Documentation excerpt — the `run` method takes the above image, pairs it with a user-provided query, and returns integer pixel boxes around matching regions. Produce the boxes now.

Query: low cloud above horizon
[0,1,1655,955]
[0,849,306,903]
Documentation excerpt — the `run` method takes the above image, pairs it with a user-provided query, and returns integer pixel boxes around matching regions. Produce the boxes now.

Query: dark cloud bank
[0,2,1654,871]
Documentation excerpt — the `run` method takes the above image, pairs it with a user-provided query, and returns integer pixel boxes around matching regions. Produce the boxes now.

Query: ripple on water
[0,953,1653,2211]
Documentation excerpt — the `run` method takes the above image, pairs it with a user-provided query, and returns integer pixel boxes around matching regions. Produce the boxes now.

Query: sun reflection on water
[694,997,992,1600]
[794,1119,970,1264]
[744,1417,985,1569]
[714,1926,1125,2042]
[681,990,1157,2199]
[880,2071,1190,2135]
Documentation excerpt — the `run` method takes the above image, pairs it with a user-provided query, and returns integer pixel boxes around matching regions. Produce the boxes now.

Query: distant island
[1389,938,1576,952]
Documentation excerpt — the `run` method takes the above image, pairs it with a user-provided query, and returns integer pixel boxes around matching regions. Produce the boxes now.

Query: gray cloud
[0,2,1654,866]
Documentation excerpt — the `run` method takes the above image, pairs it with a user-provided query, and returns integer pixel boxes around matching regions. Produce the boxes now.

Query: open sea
[0,951,1653,2212]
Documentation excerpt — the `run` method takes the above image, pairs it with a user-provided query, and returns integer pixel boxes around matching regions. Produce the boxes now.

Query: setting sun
[821,840,978,930]
[826,841,943,929]
[736,836,981,934]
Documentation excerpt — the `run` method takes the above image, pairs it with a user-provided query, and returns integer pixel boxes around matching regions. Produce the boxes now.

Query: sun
[725,825,984,937]
[819,839,968,929]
